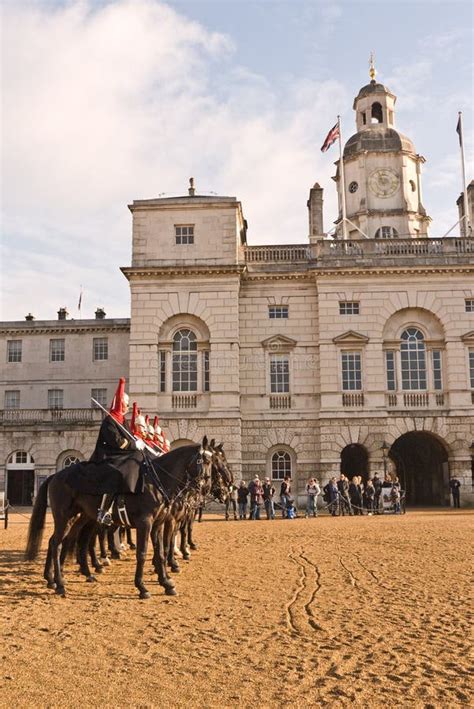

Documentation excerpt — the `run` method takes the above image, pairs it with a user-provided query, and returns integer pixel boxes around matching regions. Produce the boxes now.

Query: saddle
[61,460,145,497]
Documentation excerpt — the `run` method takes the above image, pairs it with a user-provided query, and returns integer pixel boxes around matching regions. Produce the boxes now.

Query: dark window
[203,351,210,392]
[7,340,22,362]
[50,338,65,362]
[339,301,360,315]
[91,388,108,407]
[175,225,194,245]
[48,389,64,409]
[371,102,383,123]
[469,350,474,389]
[432,351,442,391]
[4,390,20,409]
[159,351,166,392]
[465,299,474,312]
[270,355,289,393]
[269,305,289,319]
[341,352,362,391]
[375,226,398,239]
[348,181,358,194]
[93,337,108,361]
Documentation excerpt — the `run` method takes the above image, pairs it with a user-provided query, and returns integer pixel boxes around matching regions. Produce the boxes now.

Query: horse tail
[25,475,53,560]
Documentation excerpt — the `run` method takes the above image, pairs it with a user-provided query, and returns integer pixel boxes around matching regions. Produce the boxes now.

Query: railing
[342,392,364,407]
[244,245,310,263]
[172,394,197,409]
[317,237,474,260]
[386,392,446,408]
[270,394,291,409]
[0,408,102,425]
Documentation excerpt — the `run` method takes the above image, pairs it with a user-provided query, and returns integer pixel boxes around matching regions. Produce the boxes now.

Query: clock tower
[335,63,431,239]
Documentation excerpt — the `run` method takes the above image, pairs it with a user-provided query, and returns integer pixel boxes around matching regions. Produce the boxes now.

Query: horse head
[209,441,234,503]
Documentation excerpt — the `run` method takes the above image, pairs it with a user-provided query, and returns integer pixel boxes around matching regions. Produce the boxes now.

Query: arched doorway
[389,432,449,506]
[340,444,369,482]
[6,451,35,506]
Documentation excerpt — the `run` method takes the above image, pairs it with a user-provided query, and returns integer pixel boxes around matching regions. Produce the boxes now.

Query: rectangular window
[159,351,166,392]
[7,340,22,362]
[465,299,474,312]
[48,389,64,409]
[269,305,289,319]
[432,351,442,391]
[469,350,474,389]
[172,354,198,391]
[91,388,108,408]
[93,337,108,361]
[203,351,210,392]
[270,354,289,393]
[339,301,360,315]
[4,390,20,409]
[50,338,65,362]
[341,352,362,391]
[385,351,396,391]
[175,225,194,245]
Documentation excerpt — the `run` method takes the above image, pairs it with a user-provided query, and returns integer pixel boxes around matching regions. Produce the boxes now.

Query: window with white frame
[172,329,198,391]
[7,340,22,362]
[63,455,81,467]
[385,351,396,391]
[271,450,292,480]
[269,305,289,319]
[400,328,426,390]
[203,351,210,392]
[50,338,65,362]
[175,225,194,245]
[375,226,399,239]
[4,390,20,409]
[93,337,108,361]
[469,350,474,389]
[159,351,166,392]
[48,389,64,409]
[341,352,362,390]
[270,354,289,393]
[465,299,474,312]
[91,388,108,407]
[432,350,443,390]
[339,301,360,315]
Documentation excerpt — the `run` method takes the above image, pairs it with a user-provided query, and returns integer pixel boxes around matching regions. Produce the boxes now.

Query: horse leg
[99,527,111,566]
[88,528,104,573]
[167,521,180,573]
[109,528,121,560]
[188,513,198,551]
[77,523,97,582]
[44,535,56,588]
[152,524,176,595]
[180,523,190,561]
[126,527,136,550]
[52,517,71,596]
[134,520,152,600]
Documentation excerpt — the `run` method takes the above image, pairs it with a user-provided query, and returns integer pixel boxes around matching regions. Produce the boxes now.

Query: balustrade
[172,394,197,409]
[342,392,364,407]
[269,395,291,409]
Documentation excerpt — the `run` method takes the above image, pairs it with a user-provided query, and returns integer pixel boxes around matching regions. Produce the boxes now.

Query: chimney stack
[95,308,106,320]
[25,313,35,321]
[188,177,196,197]
[58,307,68,320]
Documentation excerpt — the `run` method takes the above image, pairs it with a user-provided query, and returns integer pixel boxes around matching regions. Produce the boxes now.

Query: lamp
[381,440,389,478]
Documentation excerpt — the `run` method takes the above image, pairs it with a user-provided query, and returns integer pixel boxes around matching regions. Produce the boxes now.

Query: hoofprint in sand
[1,510,472,708]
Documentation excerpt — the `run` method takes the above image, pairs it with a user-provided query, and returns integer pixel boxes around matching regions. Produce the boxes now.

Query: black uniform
[89,416,144,494]
[449,478,461,508]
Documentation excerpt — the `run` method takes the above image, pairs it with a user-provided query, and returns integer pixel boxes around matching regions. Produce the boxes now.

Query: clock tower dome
[335,64,431,239]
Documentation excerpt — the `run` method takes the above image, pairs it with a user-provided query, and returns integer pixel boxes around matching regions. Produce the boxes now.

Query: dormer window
[371,102,383,124]
[175,225,194,245]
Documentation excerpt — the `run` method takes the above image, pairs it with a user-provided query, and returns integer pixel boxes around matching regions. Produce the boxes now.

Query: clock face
[368,168,400,198]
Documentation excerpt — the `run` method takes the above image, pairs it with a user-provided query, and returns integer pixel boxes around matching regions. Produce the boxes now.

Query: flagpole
[337,115,348,240]
[458,112,470,235]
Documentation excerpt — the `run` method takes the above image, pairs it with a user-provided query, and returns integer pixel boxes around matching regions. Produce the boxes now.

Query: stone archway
[340,443,369,483]
[389,432,449,506]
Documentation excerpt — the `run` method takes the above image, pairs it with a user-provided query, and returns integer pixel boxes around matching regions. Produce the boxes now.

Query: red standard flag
[321,121,340,152]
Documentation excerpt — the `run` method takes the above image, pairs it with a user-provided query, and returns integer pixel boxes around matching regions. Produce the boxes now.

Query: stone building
[1,74,473,507]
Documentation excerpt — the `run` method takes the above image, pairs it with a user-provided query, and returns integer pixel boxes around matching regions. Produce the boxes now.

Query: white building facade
[1,77,473,507]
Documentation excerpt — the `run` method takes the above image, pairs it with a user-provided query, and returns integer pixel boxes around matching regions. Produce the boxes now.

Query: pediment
[461,330,474,343]
[333,330,369,345]
[261,335,297,350]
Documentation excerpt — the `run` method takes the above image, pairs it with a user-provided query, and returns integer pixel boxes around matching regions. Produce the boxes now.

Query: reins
[142,448,211,505]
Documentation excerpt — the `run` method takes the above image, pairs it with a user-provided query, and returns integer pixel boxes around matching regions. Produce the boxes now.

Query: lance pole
[91,398,159,457]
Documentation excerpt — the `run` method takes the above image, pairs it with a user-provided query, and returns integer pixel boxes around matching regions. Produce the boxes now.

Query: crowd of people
[224,473,404,520]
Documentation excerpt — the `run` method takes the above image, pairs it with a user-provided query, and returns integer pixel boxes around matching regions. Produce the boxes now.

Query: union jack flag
[321,122,340,153]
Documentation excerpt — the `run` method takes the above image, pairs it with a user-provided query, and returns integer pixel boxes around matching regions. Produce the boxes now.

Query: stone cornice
[121,265,244,280]
[313,265,474,277]
[0,320,130,336]
[333,331,369,345]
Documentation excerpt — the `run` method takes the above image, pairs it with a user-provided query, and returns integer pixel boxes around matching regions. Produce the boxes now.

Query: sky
[1,0,473,321]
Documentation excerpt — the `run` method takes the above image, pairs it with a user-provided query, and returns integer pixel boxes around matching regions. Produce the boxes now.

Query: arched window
[375,226,399,239]
[63,455,80,467]
[271,451,292,480]
[172,329,198,392]
[371,102,383,123]
[400,328,427,390]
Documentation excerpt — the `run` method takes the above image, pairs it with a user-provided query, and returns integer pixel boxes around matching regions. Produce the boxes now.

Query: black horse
[26,437,227,599]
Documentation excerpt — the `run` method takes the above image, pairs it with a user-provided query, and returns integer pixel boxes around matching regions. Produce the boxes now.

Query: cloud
[1,0,347,320]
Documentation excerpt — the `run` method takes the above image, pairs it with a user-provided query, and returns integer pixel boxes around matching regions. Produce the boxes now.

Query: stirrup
[97,509,113,526]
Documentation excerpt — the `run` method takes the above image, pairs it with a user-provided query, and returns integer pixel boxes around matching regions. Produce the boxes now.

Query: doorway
[388,432,449,506]
[340,444,369,483]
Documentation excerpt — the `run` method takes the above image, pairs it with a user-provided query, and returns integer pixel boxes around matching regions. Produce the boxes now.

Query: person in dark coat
[373,473,383,514]
[91,378,145,525]
[337,474,352,516]
[449,477,461,508]
[324,477,339,516]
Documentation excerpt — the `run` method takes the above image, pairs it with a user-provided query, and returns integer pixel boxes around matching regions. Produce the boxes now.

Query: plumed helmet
[109,378,128,424]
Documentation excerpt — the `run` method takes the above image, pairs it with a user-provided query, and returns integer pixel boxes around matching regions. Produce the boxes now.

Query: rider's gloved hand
[135,438,146,451]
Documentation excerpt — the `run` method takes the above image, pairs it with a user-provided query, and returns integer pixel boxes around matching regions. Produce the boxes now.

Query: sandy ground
[0,509,472,708]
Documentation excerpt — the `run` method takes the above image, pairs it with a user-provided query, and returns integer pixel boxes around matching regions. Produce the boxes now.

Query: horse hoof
[170,565,180,574]
[189,543,198,551]
[55,587,66,597]
[46,581,56,589]
[139,590,151,600]
[129,543,136,550]
[111,552,121,560]
[165,586,177,596]
[183,553,190,561]
[100,557,111,567]
[86,575,97,583]
[94,566,104,574]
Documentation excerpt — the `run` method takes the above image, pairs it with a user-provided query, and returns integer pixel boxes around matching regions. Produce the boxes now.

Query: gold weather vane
[369,51,376,81]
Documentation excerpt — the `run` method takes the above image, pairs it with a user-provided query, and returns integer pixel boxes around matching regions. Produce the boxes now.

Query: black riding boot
[97,493,115,526]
